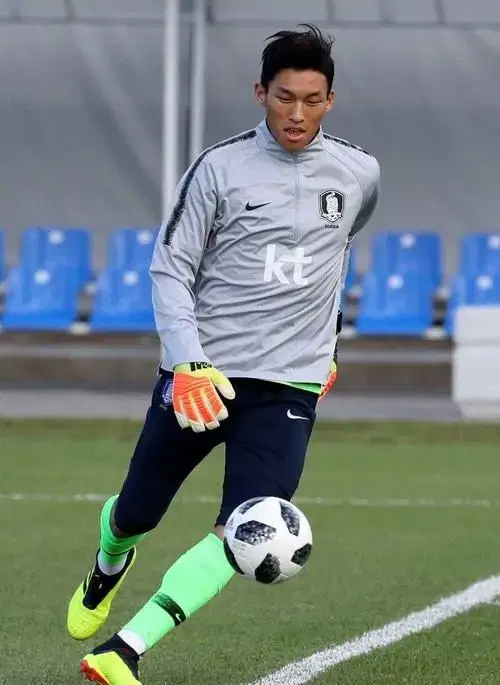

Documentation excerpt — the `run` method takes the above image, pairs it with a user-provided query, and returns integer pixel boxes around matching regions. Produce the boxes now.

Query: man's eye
[278,95,292,102]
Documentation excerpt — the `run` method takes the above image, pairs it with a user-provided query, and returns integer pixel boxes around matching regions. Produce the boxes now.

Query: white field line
[1,493,500,508]
[247,574,500,685]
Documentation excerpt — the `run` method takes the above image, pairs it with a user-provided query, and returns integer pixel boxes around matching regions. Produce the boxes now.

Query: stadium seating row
[0,227,157,287]
[0,227,499,335]
[0,228,158,332]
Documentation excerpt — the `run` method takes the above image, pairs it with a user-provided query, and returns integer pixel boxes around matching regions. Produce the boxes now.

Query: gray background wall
[1,1,499,277]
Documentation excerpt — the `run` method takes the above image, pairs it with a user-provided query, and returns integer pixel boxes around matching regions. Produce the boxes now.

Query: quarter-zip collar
[256,119,325,163]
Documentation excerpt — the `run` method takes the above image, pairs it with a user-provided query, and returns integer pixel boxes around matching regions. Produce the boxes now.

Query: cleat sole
[80,659,110,685]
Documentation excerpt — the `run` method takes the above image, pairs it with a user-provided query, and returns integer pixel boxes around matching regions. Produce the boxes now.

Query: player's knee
[113,504,161,536]
[214,524,225,540]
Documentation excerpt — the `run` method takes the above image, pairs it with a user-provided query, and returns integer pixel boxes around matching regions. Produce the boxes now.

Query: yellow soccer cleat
[67,548,136,641]
[80,646,141,685]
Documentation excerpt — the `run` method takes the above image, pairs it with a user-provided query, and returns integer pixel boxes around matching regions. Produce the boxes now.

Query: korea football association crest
[319,190,345,227]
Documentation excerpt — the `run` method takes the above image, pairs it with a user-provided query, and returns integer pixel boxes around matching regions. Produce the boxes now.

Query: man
[68,24,380,685]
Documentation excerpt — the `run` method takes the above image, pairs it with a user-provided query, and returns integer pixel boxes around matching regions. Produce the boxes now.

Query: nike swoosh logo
[287,410,309,421]
[245,201,270,211]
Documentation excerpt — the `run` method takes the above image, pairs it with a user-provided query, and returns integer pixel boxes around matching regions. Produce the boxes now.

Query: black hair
[260,24,335,92]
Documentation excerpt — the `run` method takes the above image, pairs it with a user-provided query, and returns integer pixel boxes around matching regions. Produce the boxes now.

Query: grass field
[1,418,500,685]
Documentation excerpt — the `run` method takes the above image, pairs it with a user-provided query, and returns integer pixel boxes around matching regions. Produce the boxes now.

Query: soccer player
[68,24,380,685]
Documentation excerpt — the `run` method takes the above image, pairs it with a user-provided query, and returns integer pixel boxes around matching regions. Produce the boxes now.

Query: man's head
[255,24,335,152]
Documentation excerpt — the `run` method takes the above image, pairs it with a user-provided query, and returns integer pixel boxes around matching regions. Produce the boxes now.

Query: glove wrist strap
[175,362,213,373]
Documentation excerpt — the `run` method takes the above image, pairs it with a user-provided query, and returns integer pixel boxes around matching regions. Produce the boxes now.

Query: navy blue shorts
[114,372,317,534]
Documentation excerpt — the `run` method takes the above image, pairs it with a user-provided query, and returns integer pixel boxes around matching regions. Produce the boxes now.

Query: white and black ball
[223,496,313,584]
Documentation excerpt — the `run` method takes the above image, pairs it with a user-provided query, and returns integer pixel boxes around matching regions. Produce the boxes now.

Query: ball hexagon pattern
[223,496,313,584]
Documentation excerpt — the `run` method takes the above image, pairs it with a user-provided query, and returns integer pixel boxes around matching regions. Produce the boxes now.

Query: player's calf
[88,532,235,667]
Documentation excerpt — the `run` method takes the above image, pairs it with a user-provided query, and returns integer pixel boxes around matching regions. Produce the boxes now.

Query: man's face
[255,69,334,152]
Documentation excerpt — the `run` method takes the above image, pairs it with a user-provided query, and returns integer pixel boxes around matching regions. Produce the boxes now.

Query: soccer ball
[223,496,313,584]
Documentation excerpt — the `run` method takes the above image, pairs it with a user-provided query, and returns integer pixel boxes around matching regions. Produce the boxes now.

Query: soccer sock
[97,550,128,576]
[118,532,235,654]
[97,495,147,575]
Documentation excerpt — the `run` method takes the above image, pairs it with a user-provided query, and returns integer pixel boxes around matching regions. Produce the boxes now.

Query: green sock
[98,495,147,570]
[118,533,235,653]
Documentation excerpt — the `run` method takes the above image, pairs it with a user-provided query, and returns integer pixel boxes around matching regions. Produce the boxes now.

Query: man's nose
[289,103,305,123]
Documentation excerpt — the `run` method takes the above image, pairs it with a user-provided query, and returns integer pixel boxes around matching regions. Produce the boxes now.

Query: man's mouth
[284,127,306,141]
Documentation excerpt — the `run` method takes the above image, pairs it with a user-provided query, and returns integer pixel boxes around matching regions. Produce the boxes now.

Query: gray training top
[150,119,380,385]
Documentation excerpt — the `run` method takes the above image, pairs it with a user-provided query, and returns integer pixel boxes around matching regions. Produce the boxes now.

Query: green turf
[1,419,500,685]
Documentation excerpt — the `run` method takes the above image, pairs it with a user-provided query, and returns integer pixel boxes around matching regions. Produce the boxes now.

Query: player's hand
[173,362,235,432]
[319,321,340,401]
[319,358,338,400]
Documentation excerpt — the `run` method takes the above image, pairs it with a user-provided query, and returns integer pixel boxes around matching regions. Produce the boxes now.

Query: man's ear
[325,90,336,112]
[254,82,266,107]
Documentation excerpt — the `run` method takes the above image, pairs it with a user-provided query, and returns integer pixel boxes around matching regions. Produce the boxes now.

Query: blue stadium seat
[1,267,79,330]
[356,271,434,335]
[458,233,500,278]
[0,230,4,282]
[371,231,442,291]
[90,268,155,332]
[19,227,92,288]
[107,228,158,272]
[445,274,500,335]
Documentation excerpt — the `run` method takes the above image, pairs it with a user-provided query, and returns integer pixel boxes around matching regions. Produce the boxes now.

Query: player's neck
[262,119,323,156]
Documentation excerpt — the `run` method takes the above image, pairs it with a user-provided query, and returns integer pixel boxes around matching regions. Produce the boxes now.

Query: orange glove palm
[320,312,342,400]
[319,359,337,400]
[173,363,235,432]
